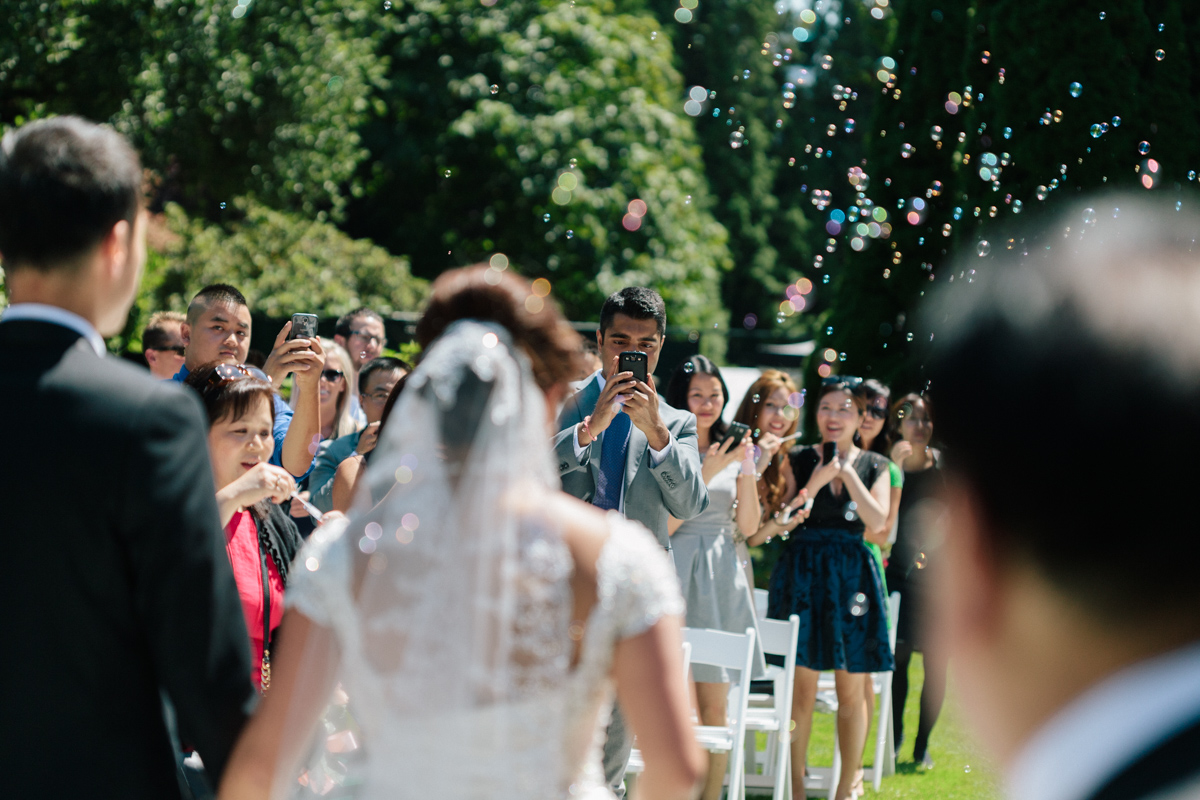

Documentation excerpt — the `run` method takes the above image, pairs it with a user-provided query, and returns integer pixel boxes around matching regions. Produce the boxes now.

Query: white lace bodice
[287,511,684,800]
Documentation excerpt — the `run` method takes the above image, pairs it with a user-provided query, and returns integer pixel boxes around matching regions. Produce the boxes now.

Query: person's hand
[838,448,860,482]
[262,322,323,387]
[317,510,347,528]
[702,436,739,482]
[774,489,811,534]
[582,368,638,443]
[356,421,380,455]
[226,463,296,509]
[890,439,913,464]
[290,333,326,392]
[756,432,783,470]
[289,490,313,519]
[808,447,842,493]
[623,379,667,444]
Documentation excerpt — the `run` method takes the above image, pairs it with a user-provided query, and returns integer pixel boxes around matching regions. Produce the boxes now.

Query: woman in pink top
[186,363,307,693]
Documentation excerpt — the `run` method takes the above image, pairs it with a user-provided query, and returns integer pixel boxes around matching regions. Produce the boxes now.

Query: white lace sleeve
[599,516,686,641]
[286,517,352,627]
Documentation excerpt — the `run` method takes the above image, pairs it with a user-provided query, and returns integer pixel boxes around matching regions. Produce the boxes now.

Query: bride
[218,266,704,800]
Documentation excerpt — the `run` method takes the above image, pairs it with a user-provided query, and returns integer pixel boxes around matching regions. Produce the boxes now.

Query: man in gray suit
[553,286,708,795]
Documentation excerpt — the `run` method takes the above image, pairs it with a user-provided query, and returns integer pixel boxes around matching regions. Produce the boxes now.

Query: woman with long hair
[851,379,903,795]
[769,377,893,800]
[884,393,946,768]
[219,267,703,800]
[732,370,810,549]
[315,338,360,442]
[663,356,764,800]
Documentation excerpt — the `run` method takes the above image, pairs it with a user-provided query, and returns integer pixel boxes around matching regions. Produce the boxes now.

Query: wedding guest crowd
[14,114,1191,800]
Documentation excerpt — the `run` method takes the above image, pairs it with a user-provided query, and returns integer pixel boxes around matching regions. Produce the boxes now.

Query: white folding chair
[685,626,758,800]
[866,591,902,789]
[743,614,799,800]
[625,639,696,779]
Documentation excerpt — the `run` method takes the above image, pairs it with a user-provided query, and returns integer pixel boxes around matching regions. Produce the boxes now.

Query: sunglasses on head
[205,363,253,389]
[320,369,344,382]
[865,404,888,419]
[152,345,186,356]
[820,375,863,390]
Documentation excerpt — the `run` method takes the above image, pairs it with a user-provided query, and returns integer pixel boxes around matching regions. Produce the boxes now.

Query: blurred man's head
[0,116,146,335]
[597,286,667,377]
[358,356,408,425]
[142,310,186,379]
[182,284,251,370]
[334,307,386,369]
[925,196,1200,761]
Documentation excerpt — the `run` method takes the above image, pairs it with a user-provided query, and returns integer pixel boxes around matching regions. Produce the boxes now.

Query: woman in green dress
[850,379,903,796]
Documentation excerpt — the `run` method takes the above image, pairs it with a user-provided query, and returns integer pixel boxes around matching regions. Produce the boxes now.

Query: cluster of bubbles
[673,0,698,24]
[622,199,648,231]
[684,85,713,117]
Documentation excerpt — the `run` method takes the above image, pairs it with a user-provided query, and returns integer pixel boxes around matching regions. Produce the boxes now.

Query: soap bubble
[976,240,991,256]
[1068,82,1082,97]
[1082,208,1097,226]
[901,143,916,158]
[1036,185,1048,201]
[1155,49,1165,61]
[489,84,499,94]
[729,131,745,149]
[849,593,869,616]
[930,125,943,142]
[1089,124,1103,138]
[1138,141,1151,155]
[1111,115,1122,127]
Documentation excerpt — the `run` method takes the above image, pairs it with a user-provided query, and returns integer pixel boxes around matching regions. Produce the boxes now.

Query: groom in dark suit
[926,196,1200,800]
[0,117,254,797]
[553,286,708,796]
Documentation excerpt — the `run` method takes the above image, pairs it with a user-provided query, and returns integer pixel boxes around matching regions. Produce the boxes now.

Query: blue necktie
[593,408,631,511]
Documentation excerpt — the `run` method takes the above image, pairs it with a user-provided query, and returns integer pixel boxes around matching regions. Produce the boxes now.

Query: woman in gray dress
[664,356,766,800]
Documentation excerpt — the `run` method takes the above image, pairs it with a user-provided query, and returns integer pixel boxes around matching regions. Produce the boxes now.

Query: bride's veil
[294,319,575,796]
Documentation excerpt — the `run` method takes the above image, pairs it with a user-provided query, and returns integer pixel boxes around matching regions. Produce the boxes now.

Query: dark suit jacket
[1087,712,1200,800]
[552,374,708,548]
[0,320,255,798]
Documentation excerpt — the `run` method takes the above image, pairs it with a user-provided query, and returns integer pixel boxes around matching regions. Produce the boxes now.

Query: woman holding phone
[664,356,766,800]
[769,377,893,800]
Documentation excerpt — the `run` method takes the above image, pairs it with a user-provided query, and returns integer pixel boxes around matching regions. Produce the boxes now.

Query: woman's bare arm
[331,455,364,513]
[865,485,902,547]
[218,611,341,800]
[613,615,706,800]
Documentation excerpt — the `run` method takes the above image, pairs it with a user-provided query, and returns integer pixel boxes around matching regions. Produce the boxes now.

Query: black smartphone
[723,421,750,449]
[617,350,648,385]
[288,313,318,341]
[822,440,838,464]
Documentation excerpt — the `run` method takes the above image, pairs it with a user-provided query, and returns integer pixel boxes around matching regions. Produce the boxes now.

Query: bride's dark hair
[415,265,582,392]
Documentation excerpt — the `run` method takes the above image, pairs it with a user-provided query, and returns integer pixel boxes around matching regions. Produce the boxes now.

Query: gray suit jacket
[553,374,709,548]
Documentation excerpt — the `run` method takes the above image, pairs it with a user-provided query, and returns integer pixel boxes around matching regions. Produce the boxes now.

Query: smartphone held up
[288,313,318,341]
[617,351,648,385]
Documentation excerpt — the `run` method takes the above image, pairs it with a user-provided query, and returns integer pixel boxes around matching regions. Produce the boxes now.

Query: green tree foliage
[823,0,1200,389]
[0,0,383,217]
[343,0,732,331]
[145,198,427,318]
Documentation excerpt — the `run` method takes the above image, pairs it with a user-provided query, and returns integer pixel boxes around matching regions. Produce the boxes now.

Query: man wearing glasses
[308,356,408,513]
[333,307,388,427]
[141,310,187,380]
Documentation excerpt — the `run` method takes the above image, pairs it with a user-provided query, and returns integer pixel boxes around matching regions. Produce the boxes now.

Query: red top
[225,510,285,692]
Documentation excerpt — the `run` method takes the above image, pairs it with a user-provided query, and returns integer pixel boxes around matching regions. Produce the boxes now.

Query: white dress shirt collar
[1007,640,1200,800]
[0,302,106,356]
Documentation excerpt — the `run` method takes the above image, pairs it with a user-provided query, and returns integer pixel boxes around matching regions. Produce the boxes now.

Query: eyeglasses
[320,369,344,382]
[821,375,863,390]
[205,363,253,389]
[865,405,888,419]
[349,329,385,346]
[364,389,391,403]
[152,345,186,356]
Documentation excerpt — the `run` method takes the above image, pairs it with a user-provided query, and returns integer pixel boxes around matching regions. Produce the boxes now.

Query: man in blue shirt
[172,283,323,479]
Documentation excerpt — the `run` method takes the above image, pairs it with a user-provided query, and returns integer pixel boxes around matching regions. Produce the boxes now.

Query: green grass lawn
[751,654,1001,800]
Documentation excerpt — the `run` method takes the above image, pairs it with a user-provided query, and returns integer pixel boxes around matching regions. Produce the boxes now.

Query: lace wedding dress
[284,321,683,800]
